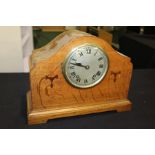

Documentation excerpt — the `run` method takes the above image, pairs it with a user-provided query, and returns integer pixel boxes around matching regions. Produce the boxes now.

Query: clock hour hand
[70,63,89,69]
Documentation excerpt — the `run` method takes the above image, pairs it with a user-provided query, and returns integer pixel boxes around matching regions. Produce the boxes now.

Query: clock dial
[63,44,109,88]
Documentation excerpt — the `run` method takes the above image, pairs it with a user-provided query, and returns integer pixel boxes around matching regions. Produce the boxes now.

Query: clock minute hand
[70,63,89,69]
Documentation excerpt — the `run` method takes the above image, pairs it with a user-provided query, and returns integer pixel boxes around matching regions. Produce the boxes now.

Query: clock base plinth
[27,91,132,125]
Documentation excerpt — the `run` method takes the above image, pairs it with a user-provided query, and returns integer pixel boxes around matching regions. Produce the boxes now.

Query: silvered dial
[63,44,108,88]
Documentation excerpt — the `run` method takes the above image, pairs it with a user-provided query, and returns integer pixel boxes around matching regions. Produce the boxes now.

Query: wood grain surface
[27,30,133,125]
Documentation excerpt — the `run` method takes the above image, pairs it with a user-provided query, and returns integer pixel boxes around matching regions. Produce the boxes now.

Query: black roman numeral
[76,78,81,82]
[96,71,101,76]
[70,66,75,69]
[84,79,88,84]
[92,74,96,80]
[76,75,81,82]
[71,72,76,78]
[79,52,83,57]
[86,47,91,54]
[99,64,103,68]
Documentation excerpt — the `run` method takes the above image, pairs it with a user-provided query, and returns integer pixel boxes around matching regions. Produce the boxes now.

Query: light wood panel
[27,30,133,125]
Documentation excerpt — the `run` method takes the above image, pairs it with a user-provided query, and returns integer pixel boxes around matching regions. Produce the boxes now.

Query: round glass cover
[63,44,109,88]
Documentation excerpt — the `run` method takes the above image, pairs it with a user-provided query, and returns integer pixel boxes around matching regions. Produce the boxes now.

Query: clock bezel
[62,43,109,89]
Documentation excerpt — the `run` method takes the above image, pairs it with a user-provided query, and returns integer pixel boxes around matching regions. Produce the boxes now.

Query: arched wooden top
[29,30,130,70]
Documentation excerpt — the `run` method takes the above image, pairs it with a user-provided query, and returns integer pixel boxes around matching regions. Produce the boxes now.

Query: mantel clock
[27,30,133,125]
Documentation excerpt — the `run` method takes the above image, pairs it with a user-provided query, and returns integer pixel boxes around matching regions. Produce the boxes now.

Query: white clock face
[63,44,109,88]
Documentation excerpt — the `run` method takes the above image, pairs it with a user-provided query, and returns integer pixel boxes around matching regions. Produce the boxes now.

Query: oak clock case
[27,30,133,125]
[62,44,109,88]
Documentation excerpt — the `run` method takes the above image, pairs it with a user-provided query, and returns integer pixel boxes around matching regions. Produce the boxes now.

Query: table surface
[0,69,155,129]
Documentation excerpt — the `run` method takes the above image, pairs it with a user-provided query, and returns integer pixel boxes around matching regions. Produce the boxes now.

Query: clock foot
[116,102,132,112]
[28,118,48,125]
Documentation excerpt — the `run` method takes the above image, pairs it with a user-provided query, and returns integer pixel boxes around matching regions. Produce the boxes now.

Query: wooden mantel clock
[27,30,133,125]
